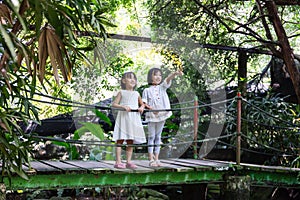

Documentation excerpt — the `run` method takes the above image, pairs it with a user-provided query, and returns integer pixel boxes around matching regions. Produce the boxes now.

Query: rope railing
[23,89,300,162]
[25,96,232,113]
[23,89,300,131]
[235,93,300,164]
[242,97,300,128]
[223,97,300,130]
[23,89,196,110]
[31,133,236,147]
[198,130,293,158]
[239,132,295,156]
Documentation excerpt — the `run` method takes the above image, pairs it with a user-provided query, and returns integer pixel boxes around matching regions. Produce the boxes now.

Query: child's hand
[148,106,158,115]
[123,106,131,112]
[176,71,183,76]
[138,107,144,113]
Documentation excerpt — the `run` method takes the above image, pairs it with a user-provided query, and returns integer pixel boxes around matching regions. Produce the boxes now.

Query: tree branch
[193,0,280,52]
[265,0,300,103]
[256,0,273,41]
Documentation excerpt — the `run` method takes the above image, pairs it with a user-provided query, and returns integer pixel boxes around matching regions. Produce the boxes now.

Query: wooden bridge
[6,96,299,199]
[5,158,300,191]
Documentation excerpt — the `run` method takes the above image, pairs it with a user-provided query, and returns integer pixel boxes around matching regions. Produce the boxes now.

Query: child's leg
[126,140,134,163]
[153,121,165,161]
[147,122,156,161]
[115,140,124,164]
[125,140,137,169]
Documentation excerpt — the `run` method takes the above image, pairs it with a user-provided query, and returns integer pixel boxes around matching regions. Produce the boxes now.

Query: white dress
[142,80,172,122]
[112,90,146,144]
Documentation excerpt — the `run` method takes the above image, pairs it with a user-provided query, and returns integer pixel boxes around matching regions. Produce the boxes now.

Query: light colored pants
[147,121,165,154]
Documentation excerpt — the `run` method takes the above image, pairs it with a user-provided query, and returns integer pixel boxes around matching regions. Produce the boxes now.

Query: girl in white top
[142,68,183,167]
[112,72,147,169]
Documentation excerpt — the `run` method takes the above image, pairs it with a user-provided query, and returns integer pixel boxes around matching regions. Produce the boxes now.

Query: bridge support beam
[221,175,251,200]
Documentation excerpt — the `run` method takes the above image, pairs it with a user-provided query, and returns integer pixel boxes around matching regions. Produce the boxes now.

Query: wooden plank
[62,160,112,174]
[240,162,300,172]
[133,160,179,172]
[172,159,230,169]
[155,159,195,172]
[39,160,86,174]
[205,159,300,173]
[96,160,136,174]
[99,160,155,173]
[204,159,235,165]
[28,161,62,173]
[161,159,212,171]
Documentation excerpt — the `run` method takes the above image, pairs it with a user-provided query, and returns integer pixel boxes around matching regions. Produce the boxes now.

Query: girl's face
[122,74,137,90]
[151,71,162,85]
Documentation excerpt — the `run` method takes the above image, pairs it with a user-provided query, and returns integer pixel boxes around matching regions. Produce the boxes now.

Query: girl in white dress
[142,68,183,167]
[112,72,147,169]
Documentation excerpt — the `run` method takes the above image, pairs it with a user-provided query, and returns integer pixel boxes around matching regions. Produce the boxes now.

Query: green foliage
[51,139,79,160]
[76,122,105,141]
[0,0,126,181]
[159,48,208,102]
[0,69,40,182]
[225,93,300,166]
[38,80,73,118]
[145,0,300,167]
[146,0,240,83]
[71,40,134,101]
[52,120,106,160]
[100,54,134,91]
[146,0,300,84]
[51,108,110,160]
[0,109,32,182]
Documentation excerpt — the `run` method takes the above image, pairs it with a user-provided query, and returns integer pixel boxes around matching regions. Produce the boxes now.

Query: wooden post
[237,50,247,164]
[0,183,6,200]
[221,175,251,200]
[193,96,198,159]
[236,92,242,165]
[238,50,247,94]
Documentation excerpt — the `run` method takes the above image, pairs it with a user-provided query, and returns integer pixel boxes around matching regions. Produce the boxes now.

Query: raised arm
[165,71,183,84]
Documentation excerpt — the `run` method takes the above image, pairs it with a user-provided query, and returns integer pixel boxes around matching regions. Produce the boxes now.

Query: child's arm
[141,89,152,110]
[165,71,183,84]
[112,91,131,111]
[138,96,150,113]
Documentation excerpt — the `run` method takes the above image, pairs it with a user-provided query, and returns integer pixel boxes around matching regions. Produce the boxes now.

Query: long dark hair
[120,72,137,89]
[147,68,162,85]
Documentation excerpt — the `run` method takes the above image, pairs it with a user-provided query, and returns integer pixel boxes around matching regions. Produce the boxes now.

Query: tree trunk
[265,0,300,104]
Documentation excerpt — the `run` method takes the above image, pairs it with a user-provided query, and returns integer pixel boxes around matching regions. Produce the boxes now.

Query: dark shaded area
[6,185,300,200]
[22,99,115,136]
[270,57,298,104]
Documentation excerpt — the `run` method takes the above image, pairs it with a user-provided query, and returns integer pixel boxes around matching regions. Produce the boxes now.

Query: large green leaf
[94,109,112,127]
[78,122,105,140]
[10,163,29,180]
[0,24,16,60]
